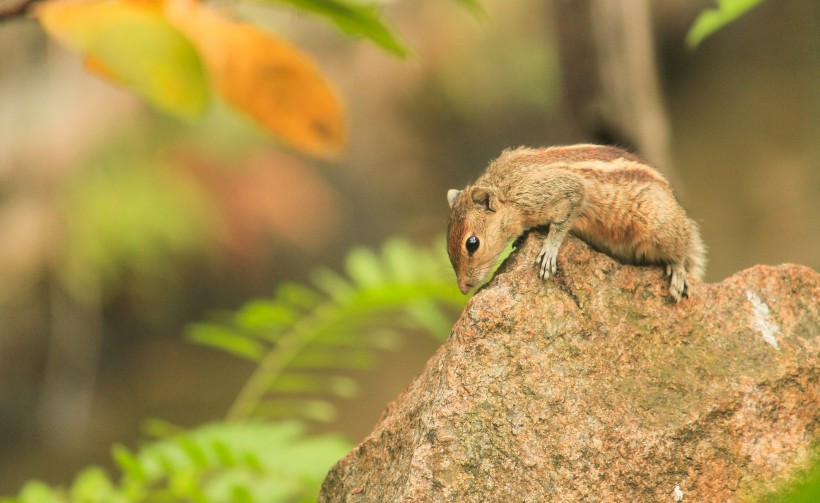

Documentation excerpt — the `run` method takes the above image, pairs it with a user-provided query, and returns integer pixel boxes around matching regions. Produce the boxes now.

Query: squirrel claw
[536,247,558,280]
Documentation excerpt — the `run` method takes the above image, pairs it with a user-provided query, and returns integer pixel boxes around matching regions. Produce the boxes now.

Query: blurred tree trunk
[551,0,684,194]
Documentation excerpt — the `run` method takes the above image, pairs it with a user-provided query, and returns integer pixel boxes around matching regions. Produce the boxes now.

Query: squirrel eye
[465,235,480,255]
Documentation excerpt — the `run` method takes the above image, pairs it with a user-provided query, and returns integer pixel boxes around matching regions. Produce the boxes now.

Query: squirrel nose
[459,281,473,294]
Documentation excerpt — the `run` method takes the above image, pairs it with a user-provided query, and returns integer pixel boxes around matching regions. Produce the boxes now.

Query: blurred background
[0,0,818,493]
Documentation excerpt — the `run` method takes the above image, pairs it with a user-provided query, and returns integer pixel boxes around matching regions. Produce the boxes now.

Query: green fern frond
[2,422,350,503]
[686,0,765,48]
[187,236,465,423]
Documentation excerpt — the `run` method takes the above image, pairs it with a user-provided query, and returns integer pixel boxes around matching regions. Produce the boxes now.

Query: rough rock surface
[320,233,819,502]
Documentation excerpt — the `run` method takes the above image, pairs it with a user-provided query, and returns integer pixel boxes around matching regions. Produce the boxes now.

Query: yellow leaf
[38,0,209,121]
[164,0,345,159]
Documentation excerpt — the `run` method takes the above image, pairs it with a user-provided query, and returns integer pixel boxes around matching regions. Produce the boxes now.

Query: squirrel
[446,144,706,302]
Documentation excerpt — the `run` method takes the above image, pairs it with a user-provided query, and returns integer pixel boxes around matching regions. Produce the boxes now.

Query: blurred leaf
[406,299,452,340]
[145,422,352,501]
[168,469,207,501]
[166,0,345,158]
[290,347,375,369]
[268,0,409,57]
[111,445,146,483]
[69,467,116,502]
[38,0,209,120]
[255,399,338,422]
[178,436,210,469]
[9,481,61,503]
[686,0,765,48]
[274,282,322,310]
[345,246,385,288]
[60,160,213,306]
[449,0,486,18]
[212,440,238,467]
[230,486,254,503]
[382,237,418,282]
[142,418,186,439]
[310,267,355,302]
[271,373,360,397]
[5,421,352,502]
[187,324,267,361]
[186,237,464,422]
[234,300,298,332]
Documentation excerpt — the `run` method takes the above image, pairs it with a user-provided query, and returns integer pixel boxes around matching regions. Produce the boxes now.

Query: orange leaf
[165,0,345,159]
[83,55,121,84]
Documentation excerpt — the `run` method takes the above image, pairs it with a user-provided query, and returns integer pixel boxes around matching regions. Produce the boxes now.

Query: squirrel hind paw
[667,264,689,302]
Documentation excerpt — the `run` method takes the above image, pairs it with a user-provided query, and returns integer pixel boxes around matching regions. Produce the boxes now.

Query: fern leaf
[686,0,765,48]
[310,267,355,302]
[229,485,255,503]
[186,323,266,362]
[179,436,210,469]
[189,236,465,423]
[141,418,186,439]
[112,444,146,483]
[344,246,387,288]
[211,439,238,467]
[275,282,322,310]
[270,373,359,398]
[69,467,117,502]
[405,299,454,340]
[290,347,376,370]
[255,399,338,422]
[234,300,299,332]
[8,482,61,503]
[4,409,351,503]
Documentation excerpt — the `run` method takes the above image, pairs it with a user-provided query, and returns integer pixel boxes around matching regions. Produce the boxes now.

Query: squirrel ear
[447,189,462,209]
[470,186,498,212]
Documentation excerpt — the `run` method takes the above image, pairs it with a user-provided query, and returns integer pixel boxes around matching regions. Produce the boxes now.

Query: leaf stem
[225,312,318,421]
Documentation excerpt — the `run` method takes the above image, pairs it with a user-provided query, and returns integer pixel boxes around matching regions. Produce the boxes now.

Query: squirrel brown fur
[446,144,706,302]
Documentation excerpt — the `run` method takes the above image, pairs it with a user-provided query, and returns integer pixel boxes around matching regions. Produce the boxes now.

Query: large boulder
[320,232,819,502]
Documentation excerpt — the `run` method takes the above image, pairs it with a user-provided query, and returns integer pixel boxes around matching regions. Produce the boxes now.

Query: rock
[320,233,819,502]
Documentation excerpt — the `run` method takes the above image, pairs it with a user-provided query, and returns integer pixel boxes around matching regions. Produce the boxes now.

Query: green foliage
[187,236,465,422]
[687,0,765,48]
[3,236,466,502]
[60,154,213,306]
[1,421,351,503]
[267,0,410,57]
[765,458,820,503]
[264,0,485,57]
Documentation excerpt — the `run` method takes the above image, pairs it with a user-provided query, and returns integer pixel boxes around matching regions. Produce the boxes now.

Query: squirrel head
[446,186,517,294]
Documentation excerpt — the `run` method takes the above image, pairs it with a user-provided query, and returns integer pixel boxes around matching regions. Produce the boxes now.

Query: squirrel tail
[685,218,707,281]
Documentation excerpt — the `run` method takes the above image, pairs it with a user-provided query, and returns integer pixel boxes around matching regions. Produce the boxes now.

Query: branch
[0,0,44,22]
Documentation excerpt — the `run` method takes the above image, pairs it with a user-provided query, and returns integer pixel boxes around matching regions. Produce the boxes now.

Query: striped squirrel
[446,144,706,302]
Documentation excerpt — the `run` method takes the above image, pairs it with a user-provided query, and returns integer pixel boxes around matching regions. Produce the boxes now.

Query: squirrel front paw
[536,243,559,279]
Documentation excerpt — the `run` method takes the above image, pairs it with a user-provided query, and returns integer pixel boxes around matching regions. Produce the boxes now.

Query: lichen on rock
[320,232,819,502]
